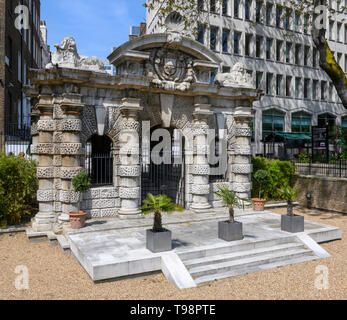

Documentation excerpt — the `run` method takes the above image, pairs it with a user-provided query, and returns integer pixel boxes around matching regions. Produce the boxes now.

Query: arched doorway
[141,126,186,207]
[86,135,113,187]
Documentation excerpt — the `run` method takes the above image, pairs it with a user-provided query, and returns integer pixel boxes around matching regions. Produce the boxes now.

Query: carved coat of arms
[146,49,195,91]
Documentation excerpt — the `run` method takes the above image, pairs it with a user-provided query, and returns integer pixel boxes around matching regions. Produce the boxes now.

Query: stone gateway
[26,32,262,232]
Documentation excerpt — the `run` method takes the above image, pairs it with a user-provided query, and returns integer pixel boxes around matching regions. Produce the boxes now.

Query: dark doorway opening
[86,135,113,187]
[141,127,186,208]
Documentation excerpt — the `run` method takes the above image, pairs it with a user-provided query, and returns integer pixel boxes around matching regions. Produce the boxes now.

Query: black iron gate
[141,149,186,208]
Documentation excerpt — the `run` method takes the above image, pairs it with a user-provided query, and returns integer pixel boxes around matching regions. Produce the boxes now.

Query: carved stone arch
[80,105,97,146]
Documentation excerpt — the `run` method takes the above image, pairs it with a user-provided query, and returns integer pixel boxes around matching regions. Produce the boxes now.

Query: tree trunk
[153,211,163,232]
[229,206,235,224]
[312,6,347,109]
[287,200,294,217]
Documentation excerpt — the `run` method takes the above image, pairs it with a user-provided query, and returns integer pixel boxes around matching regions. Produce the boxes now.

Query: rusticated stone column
[190,104,213,213]
[57,91,84,224]
[231,101,254,201]
[32,93,56,232]
[118,98,143,219]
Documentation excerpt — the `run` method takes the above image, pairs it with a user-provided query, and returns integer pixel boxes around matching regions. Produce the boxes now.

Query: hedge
[0,154,38,228]
[251,157,295,200]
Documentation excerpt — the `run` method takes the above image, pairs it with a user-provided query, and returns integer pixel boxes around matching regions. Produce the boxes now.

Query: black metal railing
[86,153,113,187]
[0,124,32,157]
[294,160,347,178]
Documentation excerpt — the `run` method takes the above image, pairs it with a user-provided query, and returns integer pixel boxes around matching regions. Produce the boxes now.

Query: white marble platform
[66,210,342,285]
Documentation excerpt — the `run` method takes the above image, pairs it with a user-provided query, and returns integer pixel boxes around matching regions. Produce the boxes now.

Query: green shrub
[0,154,38,228]
[72,171,91,193]
[251,157,295,200]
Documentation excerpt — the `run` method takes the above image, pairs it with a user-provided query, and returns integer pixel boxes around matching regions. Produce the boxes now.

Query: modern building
[146,0,347,157]
[0,0,50,154]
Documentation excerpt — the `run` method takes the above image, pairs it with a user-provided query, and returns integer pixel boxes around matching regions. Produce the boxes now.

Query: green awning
[264,132,311,142]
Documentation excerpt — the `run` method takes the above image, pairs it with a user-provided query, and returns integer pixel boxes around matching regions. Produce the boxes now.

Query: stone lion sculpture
[215,62,253,88]
[46,36,107,73]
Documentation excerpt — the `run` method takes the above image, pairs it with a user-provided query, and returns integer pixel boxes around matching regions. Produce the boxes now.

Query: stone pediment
[108,33,221,91]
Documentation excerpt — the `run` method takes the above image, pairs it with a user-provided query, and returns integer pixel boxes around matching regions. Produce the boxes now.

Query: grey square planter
[218,221,243,242]
[281,215,305,233]
[146,229,172,253]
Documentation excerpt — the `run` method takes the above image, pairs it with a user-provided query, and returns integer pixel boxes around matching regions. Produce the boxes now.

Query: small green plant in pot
[252,169,270,211]
[214,185,251,241]
[70,171,91,229]
[141,193,184,253]
[279,187,304,233]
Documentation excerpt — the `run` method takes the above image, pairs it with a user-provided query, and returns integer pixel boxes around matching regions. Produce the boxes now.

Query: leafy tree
[140,193,184,232]
[144,0,347,110]
[214,184,250,224]
[279,187,300,216]
[72,171,91,193]
[253,169,270,199]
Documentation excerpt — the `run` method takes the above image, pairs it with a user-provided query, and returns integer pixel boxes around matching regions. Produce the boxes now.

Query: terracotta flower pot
[252,198,266,211]
[69,211,87,229]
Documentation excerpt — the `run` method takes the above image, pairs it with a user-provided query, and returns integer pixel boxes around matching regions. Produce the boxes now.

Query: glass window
[256,36,262,58]
[256,1,262,23]
[292,112,312,133]
[256,72,263,89]
[276,6,282,28]
[304,46,309,66]
[210,26,218,51]
[286,42,292,63]
[276,40,282,61]
[342,117,347,129]
[313,47,317,67]
[245,34,252,56]
[285,8,291,30]
[222,0,228,14]
[266,3,273,25]
[304,79,310,99]
[295,77,301,98]
[234,31,241,54]
[304,15,309,34]
[321,81,326,100]
[318,113,336,136]
[262,109,285,139]
[197,25,205,44]
[295,44,301,65]
[276,75,282,96]
[294,12,300,31]
[210,0,216,13]
[286,76,292,96]
[266,38,272,60]
[266,73,273,95]
[222,29,230,52]
[234,0,240,18]
[198,0,204,11]
[245,0,251,20]
[313,80,318,99]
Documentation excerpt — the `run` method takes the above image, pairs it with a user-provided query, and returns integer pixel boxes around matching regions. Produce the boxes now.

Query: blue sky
[41,0,146,60]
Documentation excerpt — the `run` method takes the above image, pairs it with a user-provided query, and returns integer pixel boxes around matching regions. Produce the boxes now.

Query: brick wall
[294,175,347,214]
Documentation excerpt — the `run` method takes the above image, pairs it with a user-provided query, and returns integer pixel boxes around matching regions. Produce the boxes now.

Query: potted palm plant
[252,169,270,211]
[70,171,91,229]
[279,187,304,233]
[140,193,184,253]
[214,185,250,242]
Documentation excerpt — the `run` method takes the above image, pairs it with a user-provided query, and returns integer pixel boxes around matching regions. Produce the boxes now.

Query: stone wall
[81,187,120,218]
[294,175,347,214]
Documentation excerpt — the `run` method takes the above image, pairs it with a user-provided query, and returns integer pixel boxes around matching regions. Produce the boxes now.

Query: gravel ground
[0,207,346,300]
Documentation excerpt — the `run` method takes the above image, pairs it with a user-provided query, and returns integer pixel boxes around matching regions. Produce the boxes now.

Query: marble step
[184,242,305,269]
[194,254,319,285]
[189,247,315,280]
[178,236,297,261]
